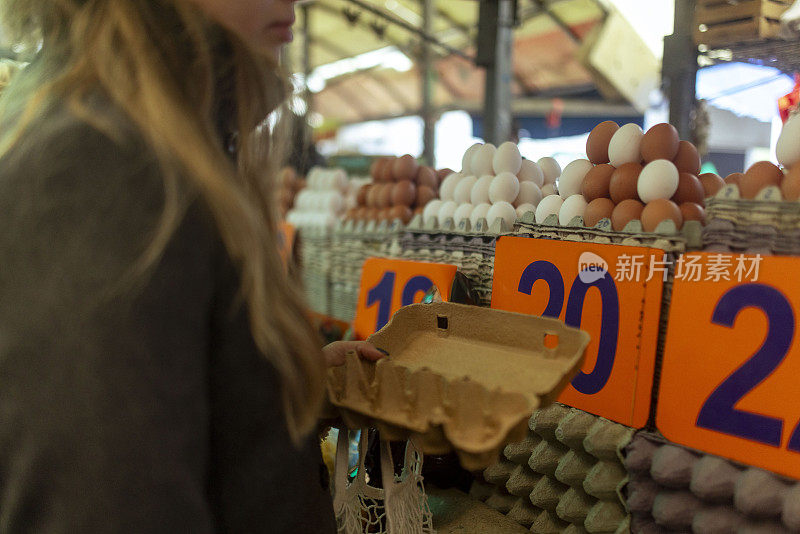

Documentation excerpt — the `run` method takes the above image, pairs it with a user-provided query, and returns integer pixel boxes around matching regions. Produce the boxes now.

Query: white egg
[535,194,564,224]
[453,175,478,204]
[331,169,348,191]
[469,203,491,227]
[486,201,517,228]
[493,141,522,175]
[559,194,588,225]
[558,159,593,198]
[438,200,458,223]
[515,181,543,207]
[608,123,644,167]
[537,157,561,184]
[461,143,483,174]
[422,199,443,225]
[777,113,800,168]
[439,172,462,201]
[638,159,679,202]
[471,143,497,177]
[489,172,520,204]
[453,203,474,224]
[518,159,544,187]
[470,175,494,205]
[541,183,558,196]
[515,203,538,219]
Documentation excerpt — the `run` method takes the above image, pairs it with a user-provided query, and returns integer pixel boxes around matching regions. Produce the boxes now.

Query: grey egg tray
[626,431,800,533]
[472,403,634,534]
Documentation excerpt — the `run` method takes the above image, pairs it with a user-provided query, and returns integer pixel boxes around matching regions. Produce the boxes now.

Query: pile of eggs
[278,166,306,219]
[421,141,562,228]
[286,167,348,228]
[345,155,450,224]
[533,121,714,232]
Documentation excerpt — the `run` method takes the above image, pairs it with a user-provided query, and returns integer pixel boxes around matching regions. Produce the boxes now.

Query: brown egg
[356,184,370,206]
[416,166,438,189]
[680,202,705,224]
[380,157,395,182]
[392,180,416,207]
[740,161,783,199]
[698,173,725,198]
[781,163,800,200]
[436,168,454,184]
[641,199,683,232]
[345,208,358,221]
[393,154,418,182]
[293,178,307,192]
[586,121,619,164]
[366,185,379,208]
[673,140,701,175]
[583,198,616,227]
[582,164,615,201]
[609,162,642,203]
[672,172,704,205]
[724,172,744,186]
[353,207,366,220]
[416,185,437,207]
[388,205,413,224]
[611,199,645,231]
[641,123,680,162]
[413,206,424,216]
[378,184,393,208]
[369,158,382,179]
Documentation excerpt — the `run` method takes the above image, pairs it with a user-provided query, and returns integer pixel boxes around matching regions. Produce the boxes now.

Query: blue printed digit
[517,261,565,318]
[401,275,434,306]
[367,271,396,332]
[564,273,620,395]
[696,284,794,447]
[788,421,800,453]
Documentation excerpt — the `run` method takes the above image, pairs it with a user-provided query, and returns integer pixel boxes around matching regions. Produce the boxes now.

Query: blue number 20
[518,261,620,395]
[366,272,434,332]
[697,284,800,449]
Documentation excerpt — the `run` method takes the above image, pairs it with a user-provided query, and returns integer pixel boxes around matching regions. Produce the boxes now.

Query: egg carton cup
[472,402,635,533]
[514,212,702,255]
[706,184,800,227]
[405,213,514,237]
[626,430,800,533]
[327,302,589,472]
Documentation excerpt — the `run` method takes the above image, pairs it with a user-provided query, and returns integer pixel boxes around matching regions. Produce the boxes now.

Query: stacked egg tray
[625,431,800,533]
[470,403,634,533]
[327,219,400,322]
[298,226,333,316]
[703,184,800,255]
[398,215,511,306]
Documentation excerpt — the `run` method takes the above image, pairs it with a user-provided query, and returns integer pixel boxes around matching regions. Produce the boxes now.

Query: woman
[0,0,380,531]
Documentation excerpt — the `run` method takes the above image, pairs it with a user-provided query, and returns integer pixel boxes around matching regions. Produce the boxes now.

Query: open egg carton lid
[327,302,590,471]
[513,211,703,254]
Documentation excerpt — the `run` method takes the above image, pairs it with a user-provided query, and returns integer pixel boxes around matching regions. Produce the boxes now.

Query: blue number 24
[696,283,800,451]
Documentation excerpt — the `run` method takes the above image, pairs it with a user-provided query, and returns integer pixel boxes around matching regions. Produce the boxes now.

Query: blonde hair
[1,0,326,442]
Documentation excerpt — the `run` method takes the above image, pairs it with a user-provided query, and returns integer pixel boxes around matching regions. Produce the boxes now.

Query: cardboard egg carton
[513,212,703,255]
[626,431,800,533]
[704,184,800,254]
[472,403,635,533]
[327,302,590,471]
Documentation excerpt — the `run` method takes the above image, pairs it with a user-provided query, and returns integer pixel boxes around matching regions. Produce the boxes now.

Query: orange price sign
[658,252,800,479]
[353,257,457,340]
[491,236,665,428]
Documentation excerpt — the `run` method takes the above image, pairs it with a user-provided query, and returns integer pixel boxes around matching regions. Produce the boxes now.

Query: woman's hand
[323,341,386,367]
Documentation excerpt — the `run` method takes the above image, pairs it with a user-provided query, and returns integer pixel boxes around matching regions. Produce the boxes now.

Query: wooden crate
[695,0,791,46]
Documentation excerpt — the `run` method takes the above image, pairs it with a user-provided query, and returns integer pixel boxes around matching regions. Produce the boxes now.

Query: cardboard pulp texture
[703,184,800,255]
[472,402,635,533]
[626,431,800,533]
[327,302,590,471]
